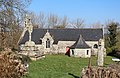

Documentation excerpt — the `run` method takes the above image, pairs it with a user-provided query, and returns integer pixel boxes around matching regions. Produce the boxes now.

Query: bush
[0,51,28,78]
[20,54,31,64]
[0,47,4,52]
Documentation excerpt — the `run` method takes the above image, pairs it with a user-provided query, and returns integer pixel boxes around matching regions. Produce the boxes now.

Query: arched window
[94,44,98,48]
[46,38,50,48]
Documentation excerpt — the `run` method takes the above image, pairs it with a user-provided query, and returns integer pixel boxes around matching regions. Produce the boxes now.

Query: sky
[27,0,120,27]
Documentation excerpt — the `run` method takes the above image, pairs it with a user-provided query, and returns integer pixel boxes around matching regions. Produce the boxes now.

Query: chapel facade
[18,16,106,58]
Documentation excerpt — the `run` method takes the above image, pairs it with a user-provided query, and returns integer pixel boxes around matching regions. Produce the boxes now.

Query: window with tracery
[46,38,50,48]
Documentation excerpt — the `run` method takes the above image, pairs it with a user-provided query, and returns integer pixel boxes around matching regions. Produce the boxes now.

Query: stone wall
[70,48,91,58]
[57,41,75,53]
[86,41,98,56]
[19,39,105,56]
[19,40,100,55]
[86,41,98,48]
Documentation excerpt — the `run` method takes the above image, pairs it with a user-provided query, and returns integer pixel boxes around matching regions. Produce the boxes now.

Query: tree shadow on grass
[68,73,80,78]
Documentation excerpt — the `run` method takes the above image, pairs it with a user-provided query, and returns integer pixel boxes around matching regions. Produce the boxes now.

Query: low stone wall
[81,64,120,78]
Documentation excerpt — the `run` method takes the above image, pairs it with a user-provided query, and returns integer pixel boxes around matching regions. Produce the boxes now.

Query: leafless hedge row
[81,65,120,78]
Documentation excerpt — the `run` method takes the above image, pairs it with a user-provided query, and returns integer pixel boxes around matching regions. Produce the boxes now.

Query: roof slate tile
[18,28,103,45]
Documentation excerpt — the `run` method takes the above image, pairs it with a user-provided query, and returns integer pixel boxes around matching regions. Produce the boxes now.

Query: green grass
[23,55,113,78]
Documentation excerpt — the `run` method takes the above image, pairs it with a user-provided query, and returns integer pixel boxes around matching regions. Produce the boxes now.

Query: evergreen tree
[107,22,118,54]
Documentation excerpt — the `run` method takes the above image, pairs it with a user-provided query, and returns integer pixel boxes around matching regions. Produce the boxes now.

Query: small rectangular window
[72,50,74,55]
[87,50,89,55]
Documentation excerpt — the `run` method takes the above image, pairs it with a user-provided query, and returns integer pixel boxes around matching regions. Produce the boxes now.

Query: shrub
[0,51,28,78]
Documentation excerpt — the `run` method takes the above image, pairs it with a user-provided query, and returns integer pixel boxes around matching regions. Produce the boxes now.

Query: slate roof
[70,35,90,49]
[18,28,103,45]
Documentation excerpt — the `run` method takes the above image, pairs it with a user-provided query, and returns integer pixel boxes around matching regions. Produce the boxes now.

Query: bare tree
[60,16,68,28]
[30,12,47,28]
[0,0,31,50]
[91,22,102,28]
[70,18,84,28]
[47,13,61,28]
[53,16,68,29]
[38,12,47,28]
[29,12,85,29]
[29,12,39,28]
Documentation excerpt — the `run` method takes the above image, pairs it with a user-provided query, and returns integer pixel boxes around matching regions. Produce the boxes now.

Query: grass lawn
[23,55,113,78]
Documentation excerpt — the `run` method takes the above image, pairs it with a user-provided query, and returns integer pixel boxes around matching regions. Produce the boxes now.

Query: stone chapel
[18,16,106,58]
